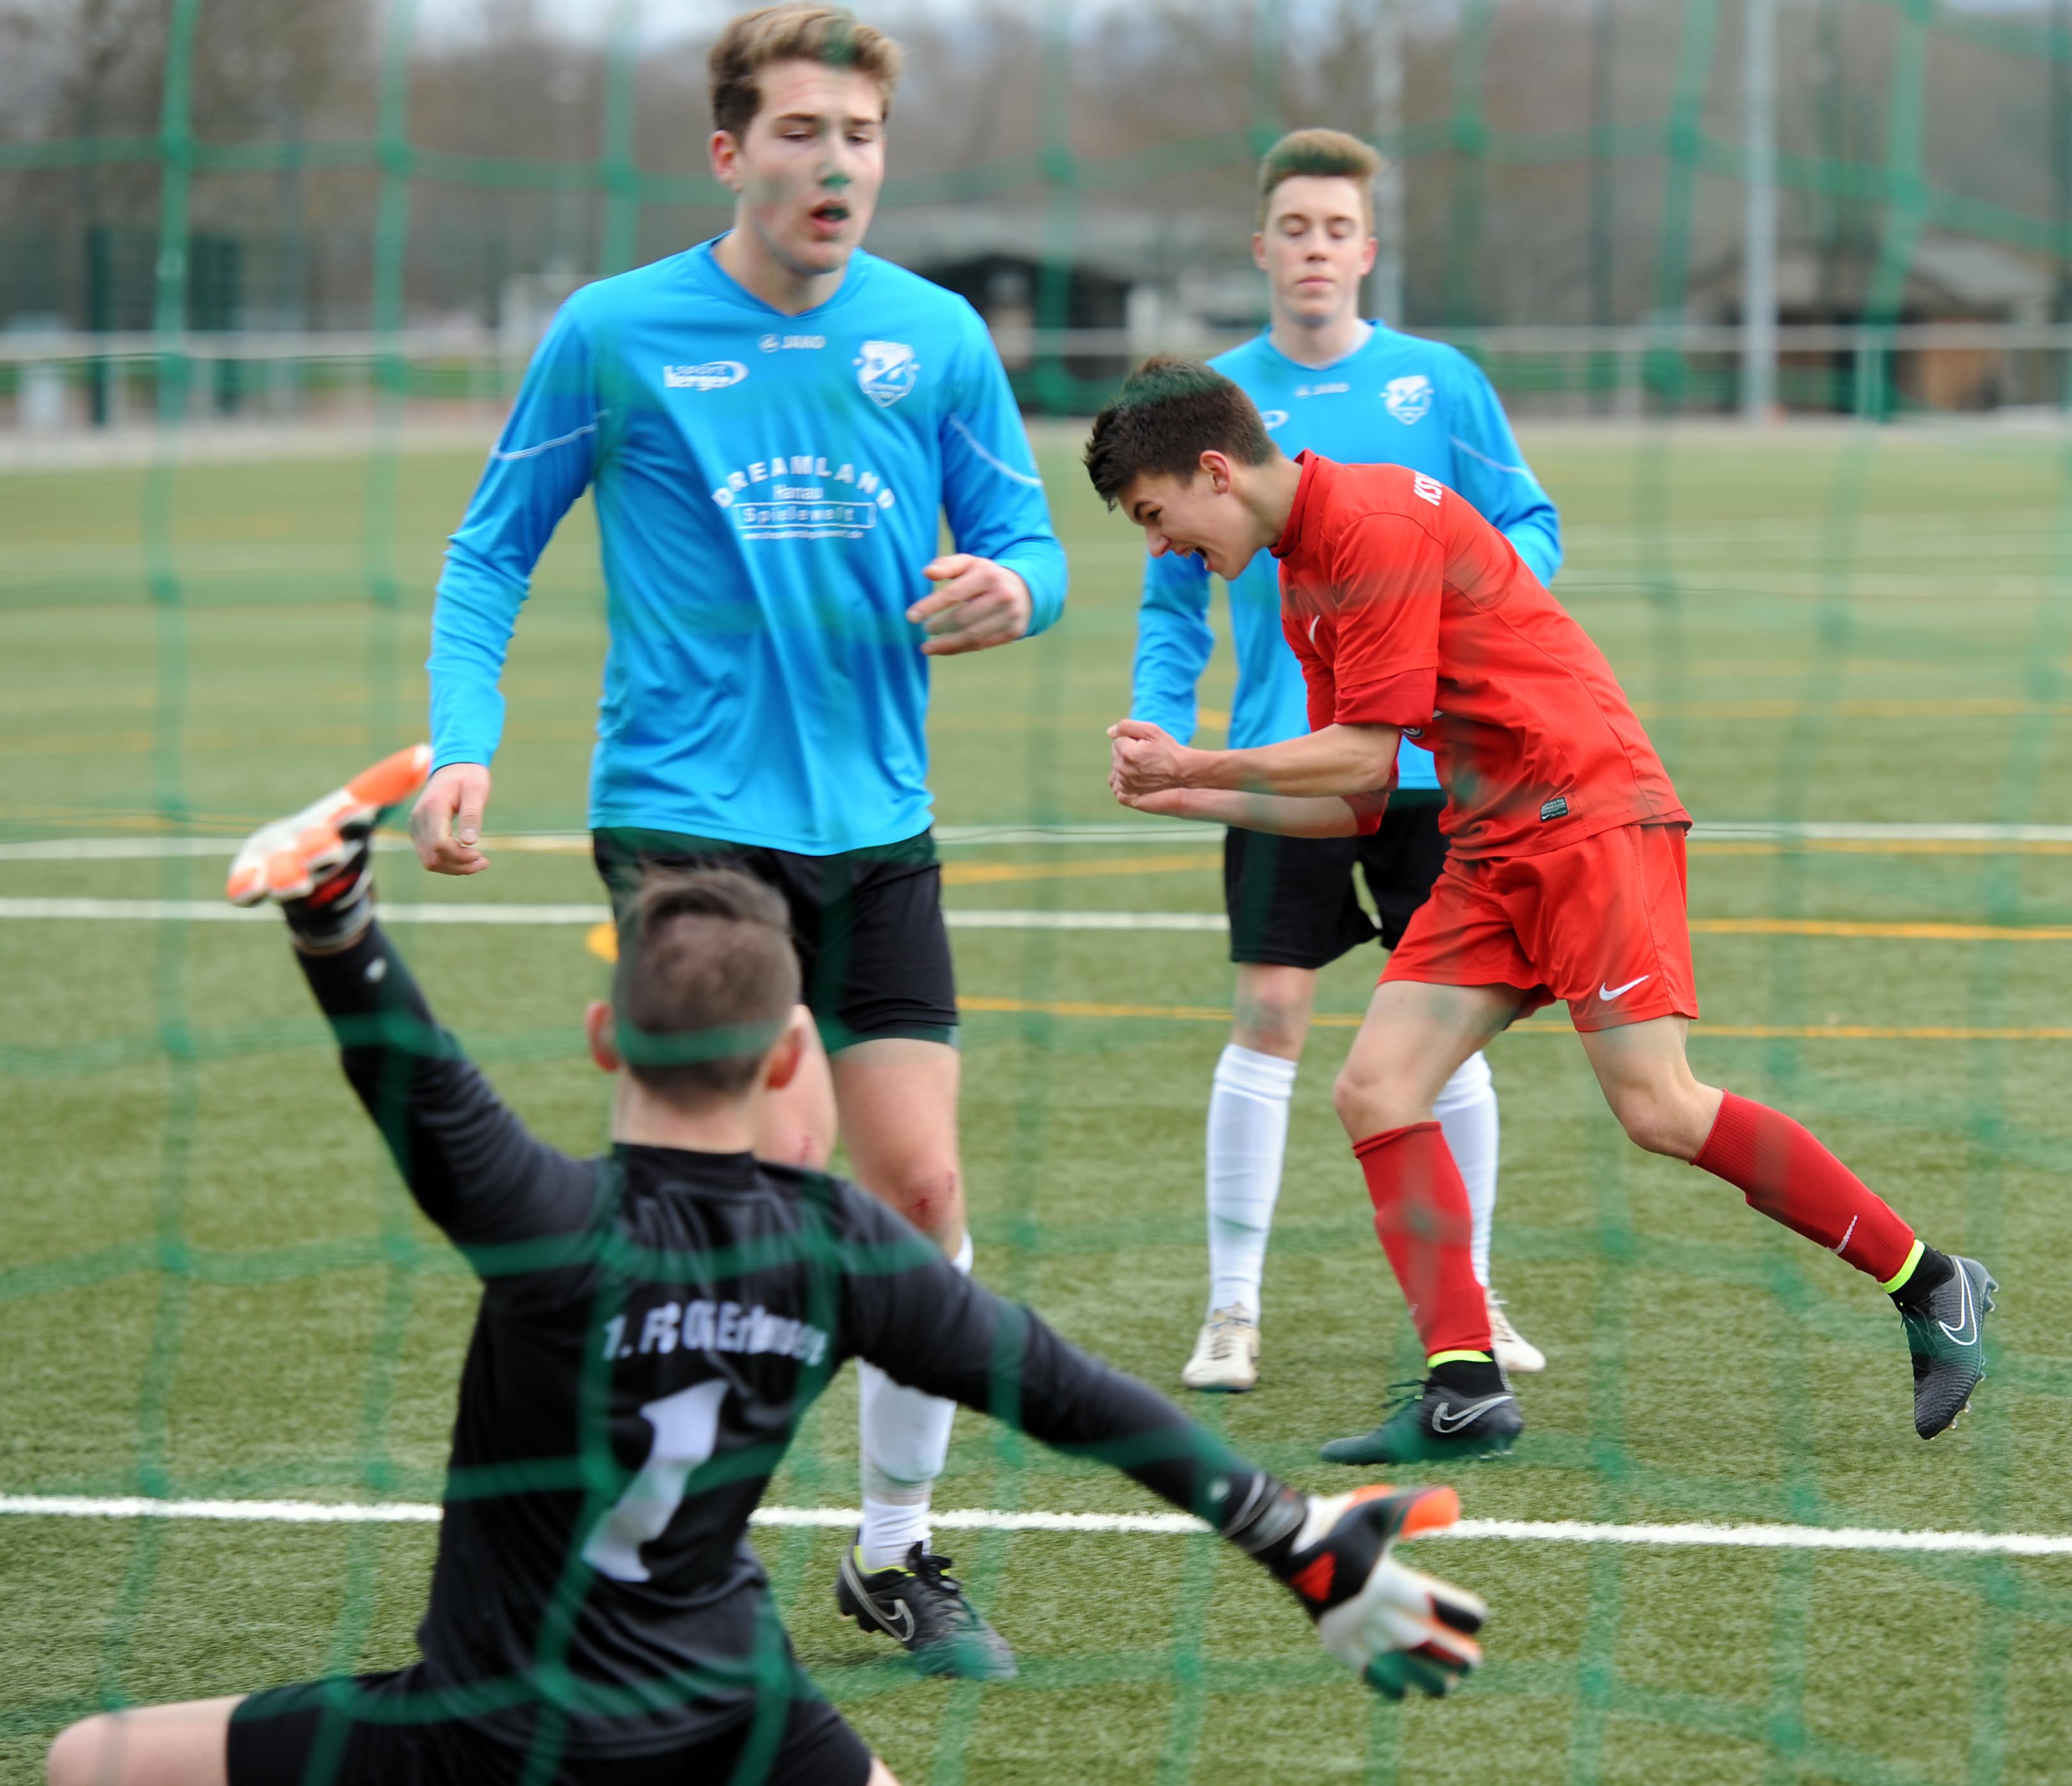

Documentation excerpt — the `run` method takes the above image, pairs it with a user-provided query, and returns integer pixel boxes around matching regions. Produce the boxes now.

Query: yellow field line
[957,996,2072,1041]
[1689,839,2072,857]
[1,721,596,757]
[1633,697,2072,720]
[1690,917,2072,941]
[961,995,1239,1023]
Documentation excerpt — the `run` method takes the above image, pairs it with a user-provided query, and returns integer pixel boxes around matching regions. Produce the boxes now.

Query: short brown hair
[1084,355,1278,509]
[613,869,801,1106]
[1256,127,1381,231]
[707,4,904,140]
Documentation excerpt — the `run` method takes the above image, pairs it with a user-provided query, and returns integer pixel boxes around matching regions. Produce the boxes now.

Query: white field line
[12,821,2072,864]
[0,898,1226,931]
[0,827,1214,862]
[0,1495,2066,1556]
[0,899,610,925]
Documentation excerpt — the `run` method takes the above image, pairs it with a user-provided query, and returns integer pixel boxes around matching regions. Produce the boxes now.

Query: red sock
[1353,1123,1493,1358]
[1693,1091,1915,1284]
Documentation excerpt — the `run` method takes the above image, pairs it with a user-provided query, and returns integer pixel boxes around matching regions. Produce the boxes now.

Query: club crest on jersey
[1383,373,1433,424]
[855,339,920,407]
[663,361,746,391]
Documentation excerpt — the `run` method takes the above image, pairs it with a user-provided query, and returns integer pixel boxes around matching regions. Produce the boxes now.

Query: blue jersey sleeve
[1445,359,1563,587]
[939,313,1066,637]
[428,303,602,772]
[1131,550,1214,745]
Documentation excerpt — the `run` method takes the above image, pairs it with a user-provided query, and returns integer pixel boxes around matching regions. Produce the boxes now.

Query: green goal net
[3,2,2070,1782]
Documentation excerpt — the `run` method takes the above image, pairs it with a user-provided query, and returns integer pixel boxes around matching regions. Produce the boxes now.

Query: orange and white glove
[1279,1484,1487,1699]
[226,744,431,946]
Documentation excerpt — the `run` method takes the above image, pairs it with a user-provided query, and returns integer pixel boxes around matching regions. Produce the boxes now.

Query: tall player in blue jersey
[407,4,1063,1680]
[1130,130,1561,1395]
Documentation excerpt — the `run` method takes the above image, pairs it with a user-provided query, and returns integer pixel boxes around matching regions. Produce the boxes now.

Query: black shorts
[226,1668,873,1786]
[1223,793,1451,969]
[594,825,957,1052]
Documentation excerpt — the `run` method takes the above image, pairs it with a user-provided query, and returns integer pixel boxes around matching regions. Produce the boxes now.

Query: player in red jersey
[1082,357,1996,1462]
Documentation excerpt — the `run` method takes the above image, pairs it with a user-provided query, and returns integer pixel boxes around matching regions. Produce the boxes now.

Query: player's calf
[1609,1036,1999,1441]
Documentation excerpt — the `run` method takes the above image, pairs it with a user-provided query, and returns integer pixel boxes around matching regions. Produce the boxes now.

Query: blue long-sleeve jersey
[430,240,1066,855]
[1130,324,1559,791]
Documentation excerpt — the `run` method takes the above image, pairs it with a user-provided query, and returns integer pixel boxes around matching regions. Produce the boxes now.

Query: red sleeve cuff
[1343,788,1392,835]
[1335,667,1436,729]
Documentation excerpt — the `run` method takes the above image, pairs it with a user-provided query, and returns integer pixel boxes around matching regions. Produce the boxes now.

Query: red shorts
[1381,821,1698,1032]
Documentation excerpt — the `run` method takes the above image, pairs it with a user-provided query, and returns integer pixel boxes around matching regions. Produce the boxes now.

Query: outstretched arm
[229,750,597,1262]
[295,924,597,1259]
[834,1190,1488,1698]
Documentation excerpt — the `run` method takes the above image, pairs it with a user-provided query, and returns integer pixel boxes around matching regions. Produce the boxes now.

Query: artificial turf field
[3,419,2072,1783]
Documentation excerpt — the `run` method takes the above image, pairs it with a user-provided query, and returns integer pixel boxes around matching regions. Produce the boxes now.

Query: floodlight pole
[1743,0,1778,421]
[1373,0,1406,325]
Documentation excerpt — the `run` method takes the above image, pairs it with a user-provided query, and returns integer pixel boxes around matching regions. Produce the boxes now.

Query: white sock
[1434,1050,1499,1290]
[857,1494,930,1571]
[1205,1044,1297,1321]
[857,1230,973,1570]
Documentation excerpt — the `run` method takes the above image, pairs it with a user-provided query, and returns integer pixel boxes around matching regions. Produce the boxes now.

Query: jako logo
[1383,373,1433,424]
[664,361,747,391]
[760,333,825,352]
[855,340,920,407]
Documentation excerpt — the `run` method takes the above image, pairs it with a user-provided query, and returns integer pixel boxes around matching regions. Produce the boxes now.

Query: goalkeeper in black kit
[47,748,1489,1786]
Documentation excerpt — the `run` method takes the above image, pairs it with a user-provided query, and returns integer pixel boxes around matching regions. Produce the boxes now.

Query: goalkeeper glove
[1234,1481,1485,1699]
[226,744,432,949]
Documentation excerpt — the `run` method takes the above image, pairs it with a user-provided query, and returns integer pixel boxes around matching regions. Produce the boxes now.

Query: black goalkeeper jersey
[301,924,1262,1757]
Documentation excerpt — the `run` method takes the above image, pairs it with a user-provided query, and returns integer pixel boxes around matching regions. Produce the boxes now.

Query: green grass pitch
[3,421,2071,1782]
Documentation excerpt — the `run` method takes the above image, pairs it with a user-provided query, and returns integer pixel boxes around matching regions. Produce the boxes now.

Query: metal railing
[3,320,2066,424]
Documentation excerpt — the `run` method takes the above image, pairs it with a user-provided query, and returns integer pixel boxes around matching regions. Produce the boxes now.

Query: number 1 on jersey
[581,1378,729,1583]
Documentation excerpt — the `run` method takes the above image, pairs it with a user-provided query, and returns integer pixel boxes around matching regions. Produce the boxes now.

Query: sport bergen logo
[855,339,920,407]
[663,361,747,391]
[1384,373,1433,424]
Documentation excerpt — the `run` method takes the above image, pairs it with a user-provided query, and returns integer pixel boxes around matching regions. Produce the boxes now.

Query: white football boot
[1485,1289,1545,1375]
[1182,1304,1260,1392]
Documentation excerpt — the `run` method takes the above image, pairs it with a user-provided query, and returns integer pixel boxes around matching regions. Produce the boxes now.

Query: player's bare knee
[1612,1091,1703,1160]
[45,1716,112,1786]
[1232,997,1307,1059]
[879,1162,963,1241]
[1332,1062,1418,1138]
